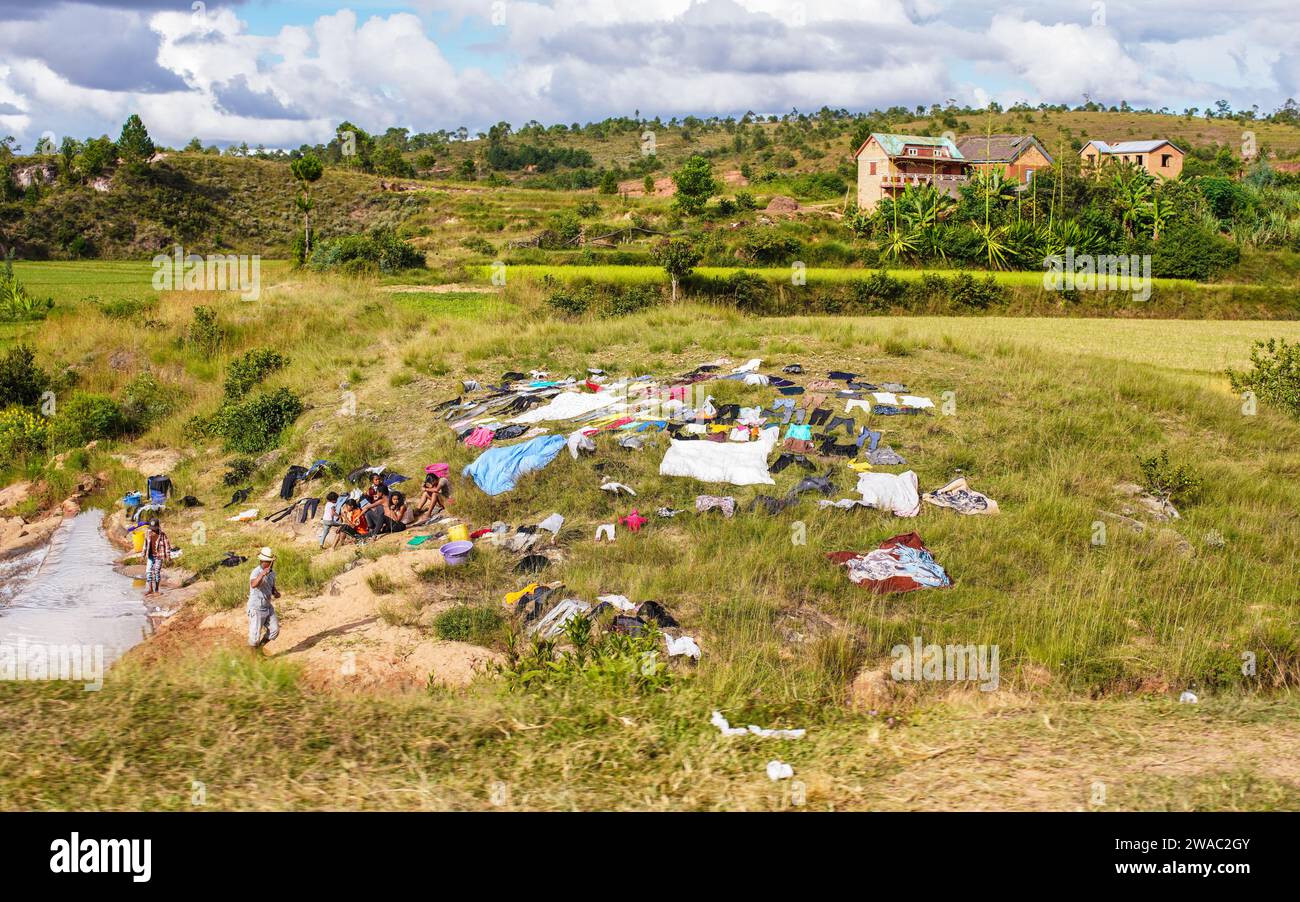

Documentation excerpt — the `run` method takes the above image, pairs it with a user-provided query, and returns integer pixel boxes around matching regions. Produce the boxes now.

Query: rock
[0,480,33,511]
[764,194,800,214]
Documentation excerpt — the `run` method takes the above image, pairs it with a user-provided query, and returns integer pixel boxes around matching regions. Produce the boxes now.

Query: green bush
[724,270,769,312]
[849,270,906,310]
[223,348,287,399]
[736,231,801,265]
[1228,338,1300,419]
[948,272,1004,309]
[308,228,425,274]
[121,371,177,430]
[546,285,592,317]
[222,456,256,486]
[206,387,305,454]
[433,605,502,643]
[96,296,156,320]
[0,344,50,408]
[1149,222,1239,280]
[186,305,224,356]
[1138,449,1201,504]
[459,236,495,256]
[51,392,129,448]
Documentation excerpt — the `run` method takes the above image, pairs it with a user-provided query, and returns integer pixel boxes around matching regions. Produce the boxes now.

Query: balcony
[880,172,968,188]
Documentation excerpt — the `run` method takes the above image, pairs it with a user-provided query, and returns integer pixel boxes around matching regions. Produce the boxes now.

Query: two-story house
[854,133,971,212]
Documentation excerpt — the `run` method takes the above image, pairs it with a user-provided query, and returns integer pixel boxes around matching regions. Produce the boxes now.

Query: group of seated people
[320,463,451,547]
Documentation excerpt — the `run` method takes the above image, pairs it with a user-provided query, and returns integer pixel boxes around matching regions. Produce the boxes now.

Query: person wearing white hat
[247,546,282,650]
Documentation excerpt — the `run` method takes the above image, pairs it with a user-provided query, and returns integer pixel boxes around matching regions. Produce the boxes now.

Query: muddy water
[0,510,150,665]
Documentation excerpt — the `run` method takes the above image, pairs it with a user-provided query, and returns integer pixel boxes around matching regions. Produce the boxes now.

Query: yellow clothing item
[504,582,540,608]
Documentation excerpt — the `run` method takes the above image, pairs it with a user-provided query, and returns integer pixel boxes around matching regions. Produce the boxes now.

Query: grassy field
[469,263,1200,290]
[1,262,1298,810]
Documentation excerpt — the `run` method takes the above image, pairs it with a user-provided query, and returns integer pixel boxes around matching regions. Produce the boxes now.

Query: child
[414,463,452,520]
[318,491,341,548]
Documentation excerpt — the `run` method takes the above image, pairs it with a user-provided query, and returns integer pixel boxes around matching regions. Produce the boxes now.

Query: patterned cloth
[695,495,736,518]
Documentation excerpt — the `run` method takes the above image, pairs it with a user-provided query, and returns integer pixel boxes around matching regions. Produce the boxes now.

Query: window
[1136,155,1144,166]
[1025,169,1034,185]
[1161,154,1172,167]
[907,148,918,156]
[869,162,877,175]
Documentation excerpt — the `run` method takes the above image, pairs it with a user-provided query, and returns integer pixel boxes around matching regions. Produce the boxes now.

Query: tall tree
[290,154,324,256]
[116,114,155,168]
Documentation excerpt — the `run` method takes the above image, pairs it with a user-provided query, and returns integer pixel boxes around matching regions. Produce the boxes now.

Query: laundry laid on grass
[923,477,1000,515]
[710,710,806,739]
[462,433,567,496]
[826,532,953,594]
[853,470,922,517]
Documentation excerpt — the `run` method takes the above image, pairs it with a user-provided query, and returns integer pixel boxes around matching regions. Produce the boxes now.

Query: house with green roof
[853,132,971,212]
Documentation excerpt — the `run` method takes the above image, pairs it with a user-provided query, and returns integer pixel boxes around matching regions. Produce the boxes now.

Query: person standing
[142,519,172,598]
[318,491,341,548]
[248,547,282,651]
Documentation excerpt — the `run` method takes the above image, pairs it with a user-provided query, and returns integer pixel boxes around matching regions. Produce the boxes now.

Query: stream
[0,510,151,668]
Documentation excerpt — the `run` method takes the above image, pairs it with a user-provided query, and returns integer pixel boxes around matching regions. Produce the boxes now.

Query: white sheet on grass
[659,425,778,486]
[855,470,921,517]
[512,390,623,425]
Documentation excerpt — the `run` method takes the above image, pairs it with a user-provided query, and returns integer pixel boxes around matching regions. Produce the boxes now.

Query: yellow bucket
[446,524,470,543]
[132,528,146,552]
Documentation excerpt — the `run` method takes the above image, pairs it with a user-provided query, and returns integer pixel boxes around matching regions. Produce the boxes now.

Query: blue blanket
[462,434,566,496]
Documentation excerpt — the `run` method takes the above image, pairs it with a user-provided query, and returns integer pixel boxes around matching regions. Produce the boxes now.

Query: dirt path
[197,547,501,690]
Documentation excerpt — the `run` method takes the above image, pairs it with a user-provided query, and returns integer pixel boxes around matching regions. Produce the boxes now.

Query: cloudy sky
[0,0,1296,149]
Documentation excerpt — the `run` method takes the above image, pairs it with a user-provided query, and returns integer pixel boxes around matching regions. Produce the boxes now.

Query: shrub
[0,407,50,460]
[849,270,905,311]
[433,605,502,643]
[575,199,601,218]
[0,344,50,408]
[186,305,224,356]
[1150,221,1239,280]
[604,284,658,317]
[499,615,673,694]
[222,456,256,486]
[96,296,156,320]
[459,236,495,256]
[121,371,177,430]
[308,228,425,274]
[737,231,801,265]
[949,272,1004,309]
[224,348,287,399]
[1228,338,1300,419]
[546,285,592,317]
[724,270,769,312]
[207,387,305,454]
[51,392,129,448]
[734,191,756,211]
[1138,449,1201,504]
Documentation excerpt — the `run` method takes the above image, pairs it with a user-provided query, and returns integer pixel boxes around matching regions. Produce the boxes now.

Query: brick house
[853,133,971,212]
[955,134,1054,185]
[1079,140,1184,179]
